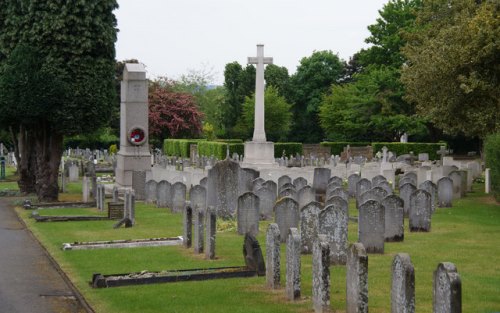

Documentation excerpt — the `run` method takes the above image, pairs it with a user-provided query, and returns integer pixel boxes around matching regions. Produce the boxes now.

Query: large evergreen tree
[0,0,118,201]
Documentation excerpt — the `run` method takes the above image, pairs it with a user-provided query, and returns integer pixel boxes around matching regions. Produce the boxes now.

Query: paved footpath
[0,198,87,313]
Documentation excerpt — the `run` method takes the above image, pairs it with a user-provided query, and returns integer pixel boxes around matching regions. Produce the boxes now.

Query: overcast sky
[115,0,389,84]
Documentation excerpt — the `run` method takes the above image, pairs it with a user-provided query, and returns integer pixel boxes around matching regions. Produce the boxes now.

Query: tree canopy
[402,0,500,139]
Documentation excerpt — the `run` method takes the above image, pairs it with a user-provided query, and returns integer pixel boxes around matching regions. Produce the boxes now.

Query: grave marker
[358,200,385,253]
[433,262,461,313]
[312,235,330,313]
[286,228,301,301]
[381,195,404,242]
[391,253,415,313]
[346,243,368,313]
[274,197,300,243]
[266,223,281,289]
[237,192,260,236]
[320,197,349,265]
[300,202,321,254]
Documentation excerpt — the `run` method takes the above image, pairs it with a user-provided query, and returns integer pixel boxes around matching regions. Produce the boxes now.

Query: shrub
[163,139,205,157]
[109,144,117,155]
[485,133,500,201]
[274,142,303,158]
[198,141,244,160]
[320,142,370,155]
[371,142,446,160]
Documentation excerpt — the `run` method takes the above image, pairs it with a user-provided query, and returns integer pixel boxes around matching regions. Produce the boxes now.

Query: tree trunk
[34,122,63,202]
[11,125,36,194]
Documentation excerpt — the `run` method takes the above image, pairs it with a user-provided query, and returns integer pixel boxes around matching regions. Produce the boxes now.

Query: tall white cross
[248,44,273,142]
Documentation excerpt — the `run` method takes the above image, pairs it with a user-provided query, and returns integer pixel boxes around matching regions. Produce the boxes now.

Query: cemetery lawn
[15,183,500,313]
[0,165,19,190]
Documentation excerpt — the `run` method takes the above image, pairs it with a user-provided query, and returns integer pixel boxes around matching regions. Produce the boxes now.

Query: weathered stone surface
[205,206,216,260]
[112,186,119,202]
[255,185,276,220]
[199,177,207,189]
[399,183,417,217]
[312,235,330,313]
[266,223,281,289]
[183,204,193,248]
[356,178,372,209]
[293,177,308,191]
[145,180,158,203]
[433,262,462,313]
[313,168,331,201]
[381,195,404,242]
[328,176,343,188]
[252,177,265,192]
[371,175,387,187]
[358,187,388,206]
[419,180,437,213]
[403,172,417,186]
[327,187,349,204]
[346,243,368,313]
[391,253,415,313]
[358,200,385,254]
[298,185,316,210]
[279,182,296,194]
[193,208,204,254]
[409,189,432,232]
[263,180,278,199]
[172,182,187,213]
[278,175,292,192]
[274,198,300,243]
[124,189,135,225]
[300,202,321,254]
[437,177,453,208]
[448,171,462,200]
[190,185,207,213]
[320,197,348,265]
[156,180,171,208]
[279,187,298,201]
[348,174,360,197]
[286,228,301,301]
[398,177,415,190]
[377,180,394,196]
[237,192,260,236]
[132,171,146,200]
[206,159,240,218]
[243,233,266,275]
[240,168,260,194]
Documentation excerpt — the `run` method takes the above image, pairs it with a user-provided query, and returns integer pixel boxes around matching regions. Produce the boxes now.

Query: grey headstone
[279,187,298,201]
[320,197,349,265]
[132,171,146,200]
[409,189,432,232]
[237,192,260,236]
[206,159,240,218]
[313,167,331,202]
[300,202,321,254]
[255,186,276,220]
[193,207,204,254]
[433,262,462,313]
[398,177,415,190]
[243,234,266,275]
[346,243,368,313]
[437,177,453,208]
[359,200,385,254]
[298,185,316,210]
[312,235,331,313]
[286,228,301,301]
[199,177,207,189]
[112,186,119,202]
[183,204,193,248]
[278,175,292,192]
[293,177,308,191]
[205,206,216,260]
[328,176,343,187]
[124,189,135,225]
[377,180,393,196]
[274,198,300,243]
[145,180,158,203]
[240,168,260,194]
[458,170,468,196]
[327,187,349,204]
[419,180,437,213]
[266,223,281,289]
[403,172,417,186]
[279,182,296,194]
[356,178,372,208]
[399,183,417,217]
[172,182,187,213]
[190,185,207,213]
[252,177,265,192]
[381,195,404,242]
[263,180,278,198]
[448,171,462,200]
[358,187,388,206]
[156,180,172,208]
[391,253,415,313]
[348,174,360,197]
[371,175,387,187]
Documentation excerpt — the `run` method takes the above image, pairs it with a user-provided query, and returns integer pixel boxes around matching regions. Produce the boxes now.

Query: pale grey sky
[115,0,389,84]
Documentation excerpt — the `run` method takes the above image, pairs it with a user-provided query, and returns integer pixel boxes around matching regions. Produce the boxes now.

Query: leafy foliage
[148,79,203,141]
[402,0,500,139]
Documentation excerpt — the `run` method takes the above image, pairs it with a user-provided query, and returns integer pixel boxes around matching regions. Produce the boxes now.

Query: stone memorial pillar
[115,63,151,187]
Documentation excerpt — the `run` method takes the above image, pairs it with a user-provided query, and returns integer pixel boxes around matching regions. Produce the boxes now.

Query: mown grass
[15,182,500,313]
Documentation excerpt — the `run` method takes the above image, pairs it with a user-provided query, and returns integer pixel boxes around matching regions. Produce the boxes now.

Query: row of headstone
[182,204,217,259]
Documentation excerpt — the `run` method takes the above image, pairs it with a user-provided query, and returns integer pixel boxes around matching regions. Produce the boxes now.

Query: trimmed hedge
[371,142,446,160]
[198,141,244,160]
[274,142,303,158]
[163,139,206,157]
[485,133,500,201]
[215,139,243,143]
[320,142,371,155]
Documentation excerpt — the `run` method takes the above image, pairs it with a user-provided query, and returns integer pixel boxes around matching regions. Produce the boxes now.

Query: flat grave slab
[62,236,183,250]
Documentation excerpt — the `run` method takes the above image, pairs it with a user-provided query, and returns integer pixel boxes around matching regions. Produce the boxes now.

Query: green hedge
[371,142,446,160]
[163,139,206,157]
[320,142,371,155]
[274,142,303,158]
[485,133,500,201]
[64,137,119,150]
[215,139,243,143]
[198,141,244,160]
